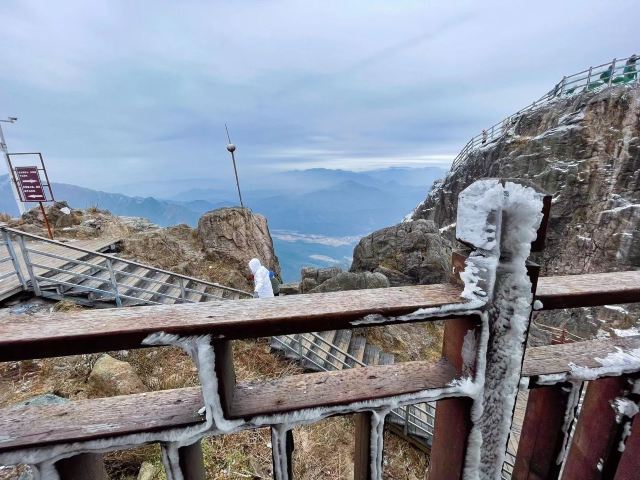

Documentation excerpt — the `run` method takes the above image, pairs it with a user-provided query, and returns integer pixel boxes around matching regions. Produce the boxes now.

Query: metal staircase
[0,226,252,307]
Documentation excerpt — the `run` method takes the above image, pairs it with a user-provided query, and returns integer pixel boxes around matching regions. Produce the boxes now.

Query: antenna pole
[225,124,245,209]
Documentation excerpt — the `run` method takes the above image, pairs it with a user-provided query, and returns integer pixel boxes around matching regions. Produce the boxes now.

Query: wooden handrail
[1,271,639,362]
[0,283,467,361]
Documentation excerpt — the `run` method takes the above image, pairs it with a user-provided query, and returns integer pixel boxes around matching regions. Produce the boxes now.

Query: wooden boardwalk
[0,236,119,301]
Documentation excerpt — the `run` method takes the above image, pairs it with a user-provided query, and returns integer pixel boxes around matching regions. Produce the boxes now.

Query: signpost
[8,153,55,239]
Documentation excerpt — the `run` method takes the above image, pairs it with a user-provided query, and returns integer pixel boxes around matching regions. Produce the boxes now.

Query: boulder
[309,271,389,293]
[350,220,450,286]
[197,208,280,283]
[12,393,69,408]
[279,282,300,295]
[137,461,157,480]
[299,266,342,293]
[87,354,148,397]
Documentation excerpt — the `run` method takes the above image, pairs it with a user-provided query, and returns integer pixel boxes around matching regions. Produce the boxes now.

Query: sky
[0,0,636,192]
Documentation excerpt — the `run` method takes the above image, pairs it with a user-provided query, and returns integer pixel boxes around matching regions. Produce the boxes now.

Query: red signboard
[15,166,47,202]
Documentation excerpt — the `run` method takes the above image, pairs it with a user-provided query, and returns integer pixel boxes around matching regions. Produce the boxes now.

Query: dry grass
[360,322,444,362]
[1,338,433,479]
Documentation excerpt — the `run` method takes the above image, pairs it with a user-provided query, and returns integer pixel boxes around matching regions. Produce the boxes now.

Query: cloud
[271,230,360,247]
[309,254,341,264]
[0,0,636,191]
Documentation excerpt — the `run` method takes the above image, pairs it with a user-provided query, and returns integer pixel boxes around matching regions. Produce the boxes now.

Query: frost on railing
[450,54,639,171]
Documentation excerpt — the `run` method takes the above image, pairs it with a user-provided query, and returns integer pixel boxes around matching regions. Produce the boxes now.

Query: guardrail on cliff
[450,54,639,170]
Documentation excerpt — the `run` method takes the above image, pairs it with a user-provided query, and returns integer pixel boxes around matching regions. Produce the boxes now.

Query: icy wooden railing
[450,54,639,170]
[1,179,640,480]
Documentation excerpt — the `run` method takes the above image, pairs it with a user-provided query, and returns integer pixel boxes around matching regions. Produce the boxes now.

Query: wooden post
[615,413,640,479]
[178,441,207,480]
[429,316,477,480]
[39,201,53,239]
[562,376,630,479]
[54,453,108,480]
[271,426,294,480]
[354,412,372,480]
[354,411,385,480]
[161,441,206,480]
[212,339,236,415]
[512,382,580,479]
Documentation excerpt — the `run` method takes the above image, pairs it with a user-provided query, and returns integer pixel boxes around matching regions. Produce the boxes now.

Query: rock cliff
[414,85,640,279]
[409,84,640,342]
[350,219,450,286]
[197,207,280,274]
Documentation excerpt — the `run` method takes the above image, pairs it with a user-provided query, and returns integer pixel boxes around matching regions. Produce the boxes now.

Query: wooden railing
[1,179,639,480]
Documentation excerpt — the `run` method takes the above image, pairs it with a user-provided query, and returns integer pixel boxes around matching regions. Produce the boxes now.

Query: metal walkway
[0,226,252,307]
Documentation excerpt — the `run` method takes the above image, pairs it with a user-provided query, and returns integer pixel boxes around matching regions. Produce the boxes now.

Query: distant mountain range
[0,166,446,280]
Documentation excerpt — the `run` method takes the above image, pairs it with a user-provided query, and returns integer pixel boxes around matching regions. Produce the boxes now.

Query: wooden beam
[0,361,457,453]
[536,271,640,310]
[512,383,578,479]
[429,317,478,480]
[0,388,206,453]
[0,283,465,361]
[523,335,640,379]
[229,359,458,419]
[178,441,206,480]
[212,339,235,416]
[353,412,374,480]
[562,376,631,479]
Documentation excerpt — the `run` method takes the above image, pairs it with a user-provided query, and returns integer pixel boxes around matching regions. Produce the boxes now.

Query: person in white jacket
[248,258,274,298]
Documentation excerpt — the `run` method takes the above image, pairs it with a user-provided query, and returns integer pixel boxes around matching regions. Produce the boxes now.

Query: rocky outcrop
[413,85,640,276]
[197,207,280,276]
[87,354,148,397]
[309,271,389,293]
[350,220,450,286]
[408,85,640,342]
[298,266,389,293]
[299,266,343,293]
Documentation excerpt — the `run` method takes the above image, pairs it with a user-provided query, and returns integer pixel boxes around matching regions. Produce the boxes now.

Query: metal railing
[451,54,639,170]
[0,226,252,306]
[0,229,26,287]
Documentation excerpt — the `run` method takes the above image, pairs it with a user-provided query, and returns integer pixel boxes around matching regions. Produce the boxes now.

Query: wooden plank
[523,335,640,379]
[512,384,574,479]
[536,271,640,310]
[562,376,631,479]
[0,388,205,452]
[228,359,457,419]
[0,361,457,453]
[0,283,466,361]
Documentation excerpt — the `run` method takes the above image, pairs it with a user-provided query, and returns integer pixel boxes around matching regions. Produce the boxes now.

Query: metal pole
[225,124,244,209]
[39,202,54,239]
[0,119,25,215]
